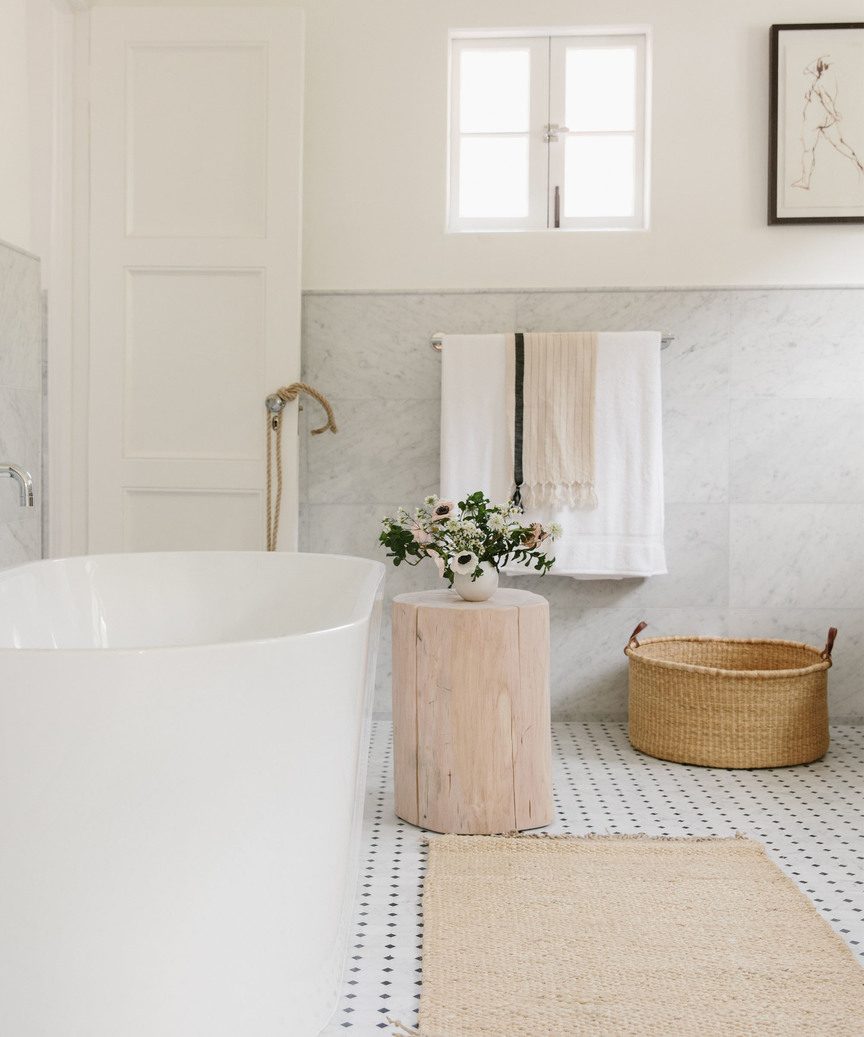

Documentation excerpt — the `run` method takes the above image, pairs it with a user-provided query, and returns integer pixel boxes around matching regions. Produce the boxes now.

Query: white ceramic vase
[452,562,499,602]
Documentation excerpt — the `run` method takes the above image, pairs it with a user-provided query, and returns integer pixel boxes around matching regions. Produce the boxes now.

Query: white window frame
[448,36,549,232]
[549,34,648,230]
[448,28,651,233]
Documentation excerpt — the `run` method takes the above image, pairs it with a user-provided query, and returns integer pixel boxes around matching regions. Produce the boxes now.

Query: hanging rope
[265,382,338,552]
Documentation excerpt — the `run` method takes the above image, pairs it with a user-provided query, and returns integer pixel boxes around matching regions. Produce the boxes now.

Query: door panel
[123,268,265,460]
[89,8,303,552]
[125,43,269,239]
[123,489,263,552]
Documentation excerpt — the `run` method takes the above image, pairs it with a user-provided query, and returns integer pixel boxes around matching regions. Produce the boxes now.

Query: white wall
[0,0,33,251]
[300,0,864,290]
[0,0,74,267]
[69,0,864,289]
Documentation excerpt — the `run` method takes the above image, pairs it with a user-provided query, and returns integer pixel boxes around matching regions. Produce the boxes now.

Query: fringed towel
[506,332,598,510]
[439,332,666,579]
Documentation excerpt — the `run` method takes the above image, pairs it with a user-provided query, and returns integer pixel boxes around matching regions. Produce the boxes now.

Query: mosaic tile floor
[321,720,864,1034]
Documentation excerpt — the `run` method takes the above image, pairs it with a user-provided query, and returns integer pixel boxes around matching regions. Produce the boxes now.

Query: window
[449,31,649,231]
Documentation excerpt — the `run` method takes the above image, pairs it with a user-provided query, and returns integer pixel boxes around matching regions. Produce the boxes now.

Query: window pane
[459,136,529,217]
[460,48,530,133]
[564,135,635,217]
[565,47,636,131]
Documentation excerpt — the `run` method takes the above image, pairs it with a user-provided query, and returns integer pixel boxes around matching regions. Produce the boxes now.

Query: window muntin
[449,31,649,231]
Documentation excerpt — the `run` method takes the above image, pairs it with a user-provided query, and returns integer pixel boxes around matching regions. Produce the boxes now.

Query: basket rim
[624,635,831,679]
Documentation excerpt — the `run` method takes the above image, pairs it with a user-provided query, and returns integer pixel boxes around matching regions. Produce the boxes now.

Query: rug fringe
[387,1017,421,1035]
[423,831,749,844]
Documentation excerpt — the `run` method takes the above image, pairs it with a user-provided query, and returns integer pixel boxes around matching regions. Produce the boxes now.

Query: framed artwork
[769,23,864,224]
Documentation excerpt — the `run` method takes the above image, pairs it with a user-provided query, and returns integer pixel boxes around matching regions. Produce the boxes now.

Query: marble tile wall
[0,242,43,568]
[40,290,49,553]
[300,288,864,720]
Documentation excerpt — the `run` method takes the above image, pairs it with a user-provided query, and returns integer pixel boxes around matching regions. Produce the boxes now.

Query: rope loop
[274,382,338,435]
[265,383,337,551]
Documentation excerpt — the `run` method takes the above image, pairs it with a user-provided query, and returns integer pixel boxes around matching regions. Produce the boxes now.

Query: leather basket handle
[626,621,648,653]
[821,627,838,662]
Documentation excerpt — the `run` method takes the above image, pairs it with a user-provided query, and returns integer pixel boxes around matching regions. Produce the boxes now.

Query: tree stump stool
[391,589,553,835]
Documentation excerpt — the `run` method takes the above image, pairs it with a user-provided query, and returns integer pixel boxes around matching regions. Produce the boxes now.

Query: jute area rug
[399,834,864,1037]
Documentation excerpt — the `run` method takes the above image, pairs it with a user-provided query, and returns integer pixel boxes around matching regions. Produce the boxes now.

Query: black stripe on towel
[512,332,524,509]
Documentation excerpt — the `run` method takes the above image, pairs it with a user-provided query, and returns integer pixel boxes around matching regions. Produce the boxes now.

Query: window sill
[445,224,650,234]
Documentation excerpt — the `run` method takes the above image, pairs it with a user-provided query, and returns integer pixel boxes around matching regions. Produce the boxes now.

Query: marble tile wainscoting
[0,240,43,568]
[299,287,864,720]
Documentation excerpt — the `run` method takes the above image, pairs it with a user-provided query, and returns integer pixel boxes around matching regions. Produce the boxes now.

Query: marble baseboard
[300,287,864,719]
[0,243,42,568]
[0,388,42,527]
[731,398,864,504]
[513,289,734,398]
[0,515,41,571]
[305,397,440,504]
[725,608,863,718]
[663,396,729,504]
[0,246,43,393]
[728,290,864,400]
[730,504,863,610]
[302,292,517,401]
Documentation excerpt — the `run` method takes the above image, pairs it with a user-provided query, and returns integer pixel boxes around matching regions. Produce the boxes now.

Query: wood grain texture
[392,590,552,835]
[416,605,518,834]
[391,600,419,824]
[513,600,553,829]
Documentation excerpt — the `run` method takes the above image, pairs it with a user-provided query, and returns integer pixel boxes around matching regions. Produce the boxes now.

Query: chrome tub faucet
[1,464,35,507]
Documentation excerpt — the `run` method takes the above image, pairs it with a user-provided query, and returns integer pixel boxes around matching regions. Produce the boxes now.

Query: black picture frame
[768,22,864,224]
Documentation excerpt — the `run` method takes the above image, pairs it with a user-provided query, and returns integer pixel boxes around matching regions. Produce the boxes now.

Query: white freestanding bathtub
[0,551,384,1037]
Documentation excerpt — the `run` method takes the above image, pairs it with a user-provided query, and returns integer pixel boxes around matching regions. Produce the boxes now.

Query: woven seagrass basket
[624,622,836,768]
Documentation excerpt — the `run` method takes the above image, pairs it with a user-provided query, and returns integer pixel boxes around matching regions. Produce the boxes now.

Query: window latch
[544,123,569,143]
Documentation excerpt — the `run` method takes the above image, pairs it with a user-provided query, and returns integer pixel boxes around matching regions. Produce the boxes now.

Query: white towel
[440,332,667,579]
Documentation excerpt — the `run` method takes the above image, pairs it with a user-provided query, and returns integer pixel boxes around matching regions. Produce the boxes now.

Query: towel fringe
[522,479,598,511]
[423,831,750,844]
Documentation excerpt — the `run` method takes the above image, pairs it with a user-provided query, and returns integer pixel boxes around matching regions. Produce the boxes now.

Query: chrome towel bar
[430,332,674,351]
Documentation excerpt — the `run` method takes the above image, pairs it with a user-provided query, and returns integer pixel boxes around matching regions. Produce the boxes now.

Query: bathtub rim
[0,550,385,656]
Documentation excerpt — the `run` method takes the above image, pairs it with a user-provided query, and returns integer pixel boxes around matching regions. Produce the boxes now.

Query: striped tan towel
[506,331,598,510]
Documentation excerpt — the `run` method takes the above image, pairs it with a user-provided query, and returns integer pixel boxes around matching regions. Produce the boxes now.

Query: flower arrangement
[379,491,560,590]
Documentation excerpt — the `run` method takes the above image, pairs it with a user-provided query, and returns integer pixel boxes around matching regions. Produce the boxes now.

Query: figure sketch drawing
[792,54,864,190]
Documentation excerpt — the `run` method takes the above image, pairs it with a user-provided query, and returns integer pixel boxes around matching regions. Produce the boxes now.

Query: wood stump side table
[392,589,552,835]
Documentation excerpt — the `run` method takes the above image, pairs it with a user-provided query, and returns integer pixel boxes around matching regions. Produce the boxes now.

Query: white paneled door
[88,7,303,552]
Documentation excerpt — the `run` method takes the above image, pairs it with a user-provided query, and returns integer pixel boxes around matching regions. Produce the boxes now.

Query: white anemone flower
[450,551,478,576]
[431,500,456,522]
